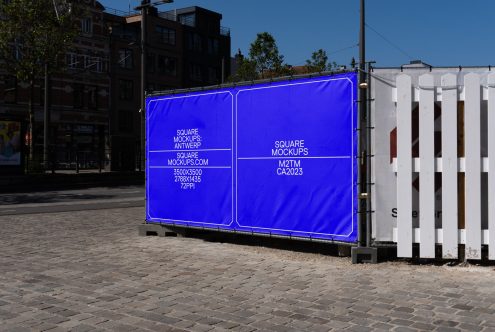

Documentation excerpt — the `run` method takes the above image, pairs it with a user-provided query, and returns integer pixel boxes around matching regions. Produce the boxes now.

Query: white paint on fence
[393,72,492,260]
[441,74,458,259]
[392,228,489,246]
[464,73,482,260]
[392,85,491,103]
[396,75,413,258]
[489,73,495,260]
[419,74,436,258]
[391,157,488,173]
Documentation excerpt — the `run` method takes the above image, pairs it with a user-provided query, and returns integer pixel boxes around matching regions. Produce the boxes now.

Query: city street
[0,193,495,331]
[0,186,144,216]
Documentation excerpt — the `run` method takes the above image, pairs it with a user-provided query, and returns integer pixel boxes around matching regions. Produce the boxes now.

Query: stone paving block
[411,321,436,330]
[389,318,414,326]
[372,322,395,330]
[434,319,460,327]
[435,327,461,332]
[69,324,96,332]
[392,327,417,332]
[345,324,371,332]
[228,325,256,332]
[458,322,483,331]
[189,323,215,332]
[0,326,31,332]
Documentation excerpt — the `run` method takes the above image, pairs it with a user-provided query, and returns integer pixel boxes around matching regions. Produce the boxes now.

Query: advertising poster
[146,73,358,243]
[0,120,21,166]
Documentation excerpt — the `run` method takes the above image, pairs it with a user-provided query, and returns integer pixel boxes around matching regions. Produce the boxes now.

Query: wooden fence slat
[441,74,459,259]
[464,73,482,260]
[397,75,413,258]
[419,74,436,258]
[488,73,495,260]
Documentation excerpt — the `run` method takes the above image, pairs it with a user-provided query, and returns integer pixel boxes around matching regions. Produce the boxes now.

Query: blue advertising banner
[146,72,358,242]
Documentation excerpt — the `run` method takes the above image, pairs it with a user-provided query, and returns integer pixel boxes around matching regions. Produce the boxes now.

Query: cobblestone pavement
[1,207,495,332]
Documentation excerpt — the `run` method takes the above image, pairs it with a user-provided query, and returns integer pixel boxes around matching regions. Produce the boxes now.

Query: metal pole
[366,63,372,248]
[359,0,367,247]
[43,63,49,170]
[140,0,149,172]
[108,26,113,171]
[221,57,225,84]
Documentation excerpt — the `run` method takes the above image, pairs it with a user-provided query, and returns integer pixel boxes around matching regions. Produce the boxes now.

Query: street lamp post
[43,62,49,171]
[44,0,70,171]
[135,0,173,171]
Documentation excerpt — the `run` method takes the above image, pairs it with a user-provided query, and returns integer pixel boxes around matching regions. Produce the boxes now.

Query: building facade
[105,5,231,170]
[0,0,110,171]
[0,1,231,172]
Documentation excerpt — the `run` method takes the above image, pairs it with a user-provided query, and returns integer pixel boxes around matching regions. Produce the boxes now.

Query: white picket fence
[391,73,495,260]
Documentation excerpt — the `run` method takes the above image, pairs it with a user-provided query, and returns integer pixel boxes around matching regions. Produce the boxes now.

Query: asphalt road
[0,185,144,216]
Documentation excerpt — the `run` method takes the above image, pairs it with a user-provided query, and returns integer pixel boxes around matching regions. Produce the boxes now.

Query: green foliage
[230,58,257,82]
[277,64,295,77]
[248,32,284,79]
[0,0,79,82]
[230,32,290,82]
[305,49,337,73]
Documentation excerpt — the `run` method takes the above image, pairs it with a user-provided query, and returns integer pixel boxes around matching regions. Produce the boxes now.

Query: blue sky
[100,0,495,68]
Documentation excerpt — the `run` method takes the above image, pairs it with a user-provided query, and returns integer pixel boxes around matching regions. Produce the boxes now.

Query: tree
[248,32,284,79]
[234,58,258,82]
[305,49,337,73]
[0,0,78,161]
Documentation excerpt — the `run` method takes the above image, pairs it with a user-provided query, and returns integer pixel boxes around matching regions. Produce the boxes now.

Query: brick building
[0,0,110,171]
[0,1,231,172]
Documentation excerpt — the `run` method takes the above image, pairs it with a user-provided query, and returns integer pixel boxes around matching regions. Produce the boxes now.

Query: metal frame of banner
[142,69,364,253]
[146,70,353,98]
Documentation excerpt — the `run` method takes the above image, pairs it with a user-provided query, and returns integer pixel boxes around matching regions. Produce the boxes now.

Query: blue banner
[146,72,358,242]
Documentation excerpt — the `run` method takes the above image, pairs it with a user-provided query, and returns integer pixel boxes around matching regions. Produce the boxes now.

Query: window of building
[38,77,45,106]
[86,57,104,73]
[95,56,109,73]
[118,49,133,69]
[12,40,21,60]
[118,110,134,133]
[84,55,92,69]
[187,33,202,52]
[207,67,219,84]
[81,17,92,34]
[189,63,202,81]
[155,26,176,45]
[157,56,177,76]
[147,53,155,73]
[66,53,79,69]
[112,24,138,41]
[179,13,195,27]
[87,86,97,109]
[73,84,84,108]
[3,75,16,103]
[97,57,108,73]
[119,80,133,101]
[207,38,219,55]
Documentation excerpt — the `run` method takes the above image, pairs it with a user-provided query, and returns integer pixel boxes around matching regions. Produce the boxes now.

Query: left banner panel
[146,91,234,227]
